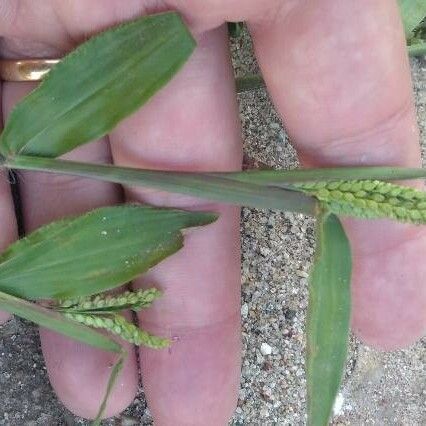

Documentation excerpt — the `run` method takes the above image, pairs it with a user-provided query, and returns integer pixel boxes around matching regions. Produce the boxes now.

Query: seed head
[64,312,169,349]
[294,180,426,224]
[59,288,162,312]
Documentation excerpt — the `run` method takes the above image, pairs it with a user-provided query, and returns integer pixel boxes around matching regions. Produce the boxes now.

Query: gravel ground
[1,30,425,426]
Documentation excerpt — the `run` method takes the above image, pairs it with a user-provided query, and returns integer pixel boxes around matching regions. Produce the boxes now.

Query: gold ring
[0,59,60,82]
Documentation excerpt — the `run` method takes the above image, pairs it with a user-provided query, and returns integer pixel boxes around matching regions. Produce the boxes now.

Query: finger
[248,0,425,348]
[0,81,18,324]
[108,26,242,425]
[2,81,138,419]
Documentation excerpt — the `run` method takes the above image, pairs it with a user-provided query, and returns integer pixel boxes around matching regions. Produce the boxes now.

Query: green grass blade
[6,156,317,215]
[8,156,426,216]
[409,40,426,56]
[306,212,352,426]
[0,204,217,300]
[398,0,426,39]
[0,291,121,353]
[92,351,126,426]
[0,12,195,158]
[212,166,426,186]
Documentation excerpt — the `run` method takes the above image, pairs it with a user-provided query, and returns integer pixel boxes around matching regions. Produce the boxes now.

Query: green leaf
[306,211,352,426]
[409,40,426,56]
[398,0,426,40]
[9,156,426,217]
[92,352,126,425]
[0,290,121,353]
[213,166,426,186]
[0,12,195,158]
[0,205,217,300]
[6,155,317,215]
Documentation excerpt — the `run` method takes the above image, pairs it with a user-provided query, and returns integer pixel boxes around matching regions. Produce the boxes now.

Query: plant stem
[5,155,317,215]
[236,74,266,93]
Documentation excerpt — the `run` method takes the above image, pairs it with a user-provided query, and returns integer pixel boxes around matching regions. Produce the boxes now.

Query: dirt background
[0,30,425,425]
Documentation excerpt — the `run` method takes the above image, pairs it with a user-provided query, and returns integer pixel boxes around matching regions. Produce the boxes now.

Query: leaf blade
[7,155,317,215]
[0,205,217,300]
[213,166,426,186]
[306,212,352,426]
[0,12,195,158]
[9,156,426,216]
[398,0,426,40]
[92,352,126,425]
[0,291,121,353]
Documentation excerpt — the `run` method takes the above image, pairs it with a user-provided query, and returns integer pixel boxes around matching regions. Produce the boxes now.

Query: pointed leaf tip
[0,12,196,158]
[306,212,352,426]
[0,205,217,300]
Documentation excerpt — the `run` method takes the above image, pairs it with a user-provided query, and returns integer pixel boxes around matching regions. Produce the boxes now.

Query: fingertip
[139,318,241,426]
[353,326,425,352]
[0,171,17,327]
[352,298,426,351]
[0,310,11,324]
[350,223,426,351]
[40,329,139,420]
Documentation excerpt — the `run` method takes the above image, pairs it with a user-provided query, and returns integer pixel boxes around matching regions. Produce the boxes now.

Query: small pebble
[333,393,345,416]
[260,247,271,256]
[241,303,249,318]
[296,270,309,278]
[260,342,272,356]
[260,407,270,418]
[121,416,139,426]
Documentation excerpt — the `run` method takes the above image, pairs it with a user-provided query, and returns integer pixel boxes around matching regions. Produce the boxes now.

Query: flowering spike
[64,312,169,349]
[293,180,426,224]
[58,288,162,313]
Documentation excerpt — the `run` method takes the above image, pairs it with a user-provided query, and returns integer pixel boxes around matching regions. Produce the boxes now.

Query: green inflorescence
[63,312,169,349]
[59,288,162,312]
[293,180,426,224]
[58,288,169,349]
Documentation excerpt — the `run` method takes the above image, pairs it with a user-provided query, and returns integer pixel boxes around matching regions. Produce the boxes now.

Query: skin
[0,0,425,423]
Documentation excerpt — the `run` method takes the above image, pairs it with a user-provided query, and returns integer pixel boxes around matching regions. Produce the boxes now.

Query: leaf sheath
[5,155,317,215]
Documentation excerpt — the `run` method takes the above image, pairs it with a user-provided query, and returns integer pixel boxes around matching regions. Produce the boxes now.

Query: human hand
[0,1,424,424]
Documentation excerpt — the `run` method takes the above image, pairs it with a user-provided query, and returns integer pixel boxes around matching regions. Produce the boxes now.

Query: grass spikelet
[58,288,162,313]
[293,180,426,224]
[63,312,169,349]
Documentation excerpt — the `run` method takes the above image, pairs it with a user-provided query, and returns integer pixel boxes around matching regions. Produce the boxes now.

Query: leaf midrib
[16,32,174,155]
[0,231,178,281]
